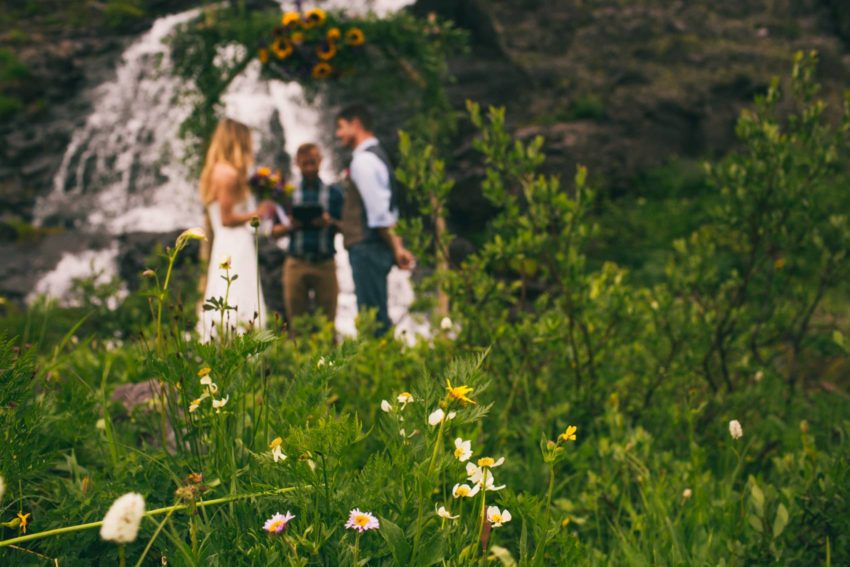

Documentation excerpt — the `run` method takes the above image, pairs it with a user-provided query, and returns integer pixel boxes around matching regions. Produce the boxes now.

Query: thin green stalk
[412,413,447,560]
[156,250,178,353]
[353,532,361,566]
[476,476,488,560]
[119,545,126,567]
[0,487,302,548]
[544,464,555,528]
[133,509,175,567]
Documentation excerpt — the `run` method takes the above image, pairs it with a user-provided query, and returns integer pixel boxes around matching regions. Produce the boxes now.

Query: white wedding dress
[198,194,267,339]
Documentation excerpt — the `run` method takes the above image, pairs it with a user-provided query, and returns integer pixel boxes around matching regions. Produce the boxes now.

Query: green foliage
[1,51,850,566]
[168,4,466,173]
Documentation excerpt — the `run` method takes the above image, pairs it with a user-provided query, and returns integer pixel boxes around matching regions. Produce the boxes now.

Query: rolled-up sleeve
[350,152,398,228]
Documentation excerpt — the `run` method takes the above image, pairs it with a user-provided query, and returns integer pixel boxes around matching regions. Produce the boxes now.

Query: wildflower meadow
[1,49,850,566]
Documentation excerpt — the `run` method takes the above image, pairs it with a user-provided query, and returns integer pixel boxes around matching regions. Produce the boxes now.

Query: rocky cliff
[413,0,850,227]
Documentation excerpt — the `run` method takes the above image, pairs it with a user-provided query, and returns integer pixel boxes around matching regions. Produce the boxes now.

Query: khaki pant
[283,256,338,323]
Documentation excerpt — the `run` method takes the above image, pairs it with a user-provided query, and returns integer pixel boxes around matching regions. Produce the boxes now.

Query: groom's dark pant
[348,240,394,335]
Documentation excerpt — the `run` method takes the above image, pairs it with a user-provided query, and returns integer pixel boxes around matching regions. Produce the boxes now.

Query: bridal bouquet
[258,8,367,82]
[249,167,292,205]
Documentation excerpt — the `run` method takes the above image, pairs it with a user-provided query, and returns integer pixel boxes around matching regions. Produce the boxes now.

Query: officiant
[271,143,343,327]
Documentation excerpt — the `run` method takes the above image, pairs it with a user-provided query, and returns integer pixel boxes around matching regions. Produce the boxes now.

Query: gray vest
[340,145,397,250]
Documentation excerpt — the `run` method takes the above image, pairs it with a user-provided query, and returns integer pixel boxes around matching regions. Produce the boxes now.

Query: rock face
[413,0,850,217]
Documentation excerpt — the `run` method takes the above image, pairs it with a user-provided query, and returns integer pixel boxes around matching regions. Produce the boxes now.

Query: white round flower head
[100,492,146,544]
[682,488,692,500]
[729,420,743,440]
[381,400,392,413]
[440,317,453,331]
[436,505,459,520]
[452,483,480,499]
[428,408,445,426]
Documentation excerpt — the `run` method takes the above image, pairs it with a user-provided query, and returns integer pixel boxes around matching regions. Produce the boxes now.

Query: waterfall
[29,0,428,340]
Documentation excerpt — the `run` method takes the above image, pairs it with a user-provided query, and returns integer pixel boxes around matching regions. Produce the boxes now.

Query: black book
[291,204,323,225]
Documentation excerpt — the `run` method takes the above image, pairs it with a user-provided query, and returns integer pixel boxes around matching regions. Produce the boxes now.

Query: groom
[335,104,414,335]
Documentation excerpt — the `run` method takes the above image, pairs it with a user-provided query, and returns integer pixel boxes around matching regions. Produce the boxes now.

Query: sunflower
[311,62,333,79]
[345,27,365,46]
[281,11,301,27]
[327,27,342,41]
[271,38,293,60]
[317,41,337,61]
[290,31,305,45]
[258,47,269,64]
[303,8,327,28]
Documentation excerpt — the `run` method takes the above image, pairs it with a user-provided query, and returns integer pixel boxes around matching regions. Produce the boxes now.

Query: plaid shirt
[287,178,344,260]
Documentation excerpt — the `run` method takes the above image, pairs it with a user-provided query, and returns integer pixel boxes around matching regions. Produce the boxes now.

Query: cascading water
[30,0,428,339]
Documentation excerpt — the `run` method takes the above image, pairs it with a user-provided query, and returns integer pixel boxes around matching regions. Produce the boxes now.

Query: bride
[197,118,273,339]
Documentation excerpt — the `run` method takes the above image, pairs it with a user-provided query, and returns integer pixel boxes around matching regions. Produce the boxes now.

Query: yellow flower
[290,32,304,45]
[272,38,293,60]
[302,8,326,28]
[774,257,785,270]
[197,367,212,378]
[317,41,337,61]
[258,48,269,64]
[327,27,341,41]
[257,166,271,177]
[284,182,296,194]
[269,437,283,449]
[476,456,504,468]
[189,399,201,413]
[281,11,301,27]
[446,378,476,405]
[17,512,30,534]
[311,62,333,79]
[345,27,365,46]
[559,425,577,443]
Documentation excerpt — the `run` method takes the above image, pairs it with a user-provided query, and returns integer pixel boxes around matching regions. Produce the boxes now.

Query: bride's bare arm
[213,164,269,227]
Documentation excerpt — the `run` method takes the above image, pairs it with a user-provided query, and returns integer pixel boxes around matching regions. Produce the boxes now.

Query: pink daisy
[345,508,380,532]
[263,512,295,534]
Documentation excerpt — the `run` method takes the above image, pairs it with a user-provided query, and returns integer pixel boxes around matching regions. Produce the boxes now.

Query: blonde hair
[199,118,253,205]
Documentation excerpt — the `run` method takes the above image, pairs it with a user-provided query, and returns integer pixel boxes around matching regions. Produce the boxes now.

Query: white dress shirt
[349,137,398,228]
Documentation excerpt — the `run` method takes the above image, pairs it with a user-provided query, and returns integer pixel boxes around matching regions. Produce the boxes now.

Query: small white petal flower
[188,399,202,413]
[486,505,511,528]
[212,396,229,413]
[682,488,692,500]
[397,392,414,407]
[381,400,392,413]
[729,420,743,440]
[440,317,453,330]
[269,437,287,463]
[219,255,232,270]
[447,411,456,421]
[465,463,505,491]
[428,408,445,426]
[317,356,326,368]
[208,383,219,395]
[200,376,212,386]
[100,492,146,544]
[453,438,472,462]
[754,370,764,382]
[436,505,459,520]
[452,483,480,498]
[263,511,295,534]
[96,418,106,430]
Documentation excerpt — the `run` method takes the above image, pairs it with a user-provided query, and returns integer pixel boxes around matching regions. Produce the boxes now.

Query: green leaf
[748,514,763,533]
[750,482,765,517]
[378,517,410,565]
[772,503,789,539]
